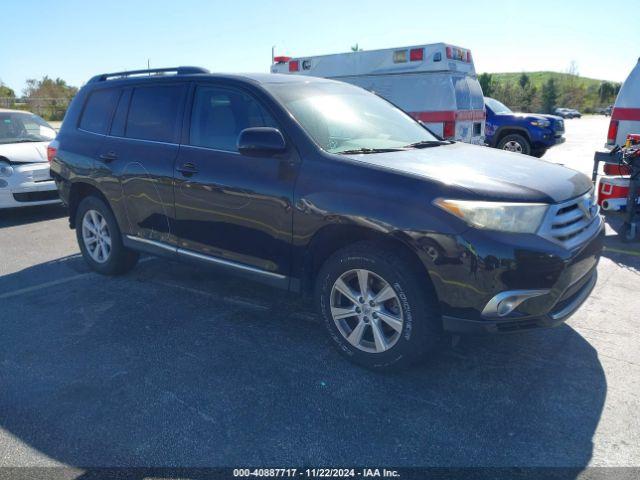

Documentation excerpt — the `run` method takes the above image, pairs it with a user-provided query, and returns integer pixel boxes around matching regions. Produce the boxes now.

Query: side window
[79,89,120,134]
[189,86,277,151]
[452,76,471,110]
[109,89,132,137]
[125,85,186,143]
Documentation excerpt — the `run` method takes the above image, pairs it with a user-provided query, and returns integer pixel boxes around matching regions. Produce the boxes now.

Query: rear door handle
[177,163,198,176]
[99,152,118,162]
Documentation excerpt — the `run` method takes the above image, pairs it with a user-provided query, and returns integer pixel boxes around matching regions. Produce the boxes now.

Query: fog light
[482,289,550,318]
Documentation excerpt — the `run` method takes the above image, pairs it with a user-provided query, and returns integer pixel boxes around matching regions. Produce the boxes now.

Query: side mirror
[237,127,286,156]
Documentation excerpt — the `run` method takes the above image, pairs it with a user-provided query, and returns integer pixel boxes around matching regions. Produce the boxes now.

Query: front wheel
[316,242,441,371]
[497,134,531,155]
[75,195,139,275]
[532,148,547,158]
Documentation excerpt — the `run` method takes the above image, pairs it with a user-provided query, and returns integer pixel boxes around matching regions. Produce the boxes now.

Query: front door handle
[99,151,118,162]
[177,163,198,176]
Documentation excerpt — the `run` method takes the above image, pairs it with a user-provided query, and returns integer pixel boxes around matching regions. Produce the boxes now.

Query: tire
[75,195,139,275]
[497,134,531,155]
[532,148,547,158]
[315,242,441,371]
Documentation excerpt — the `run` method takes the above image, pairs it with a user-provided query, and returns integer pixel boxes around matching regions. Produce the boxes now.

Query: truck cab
[484,97,565,157]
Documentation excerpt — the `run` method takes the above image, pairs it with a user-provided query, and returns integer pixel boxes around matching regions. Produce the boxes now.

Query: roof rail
[88,66,210,83]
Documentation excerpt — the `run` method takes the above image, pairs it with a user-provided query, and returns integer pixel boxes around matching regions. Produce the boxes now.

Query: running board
[123,235,289,289]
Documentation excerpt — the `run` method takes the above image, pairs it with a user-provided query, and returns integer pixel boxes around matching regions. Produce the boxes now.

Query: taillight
[607,119,619,145]
[466,50,472,63]
[446,46,452,59]
[47,141,58,162]
[443,121,455,139]
[410,48,424,62]
[289,60,299,72]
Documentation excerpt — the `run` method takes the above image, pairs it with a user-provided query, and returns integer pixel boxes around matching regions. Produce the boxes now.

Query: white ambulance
[606,58,640,147]
[270,43,485,144]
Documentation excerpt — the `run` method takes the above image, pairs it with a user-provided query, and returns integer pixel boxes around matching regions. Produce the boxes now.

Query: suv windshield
[263,81,439,154]
[484,97,512,114]
[0,111,56,144]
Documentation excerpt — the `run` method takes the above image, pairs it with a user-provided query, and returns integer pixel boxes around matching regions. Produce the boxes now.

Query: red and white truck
[607,58,640,148]
[271,43,485,144]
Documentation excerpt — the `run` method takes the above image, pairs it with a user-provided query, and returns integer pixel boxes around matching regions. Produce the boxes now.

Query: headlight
[530,119,551,128]
[434,199,549,233]
[0,161,13,177]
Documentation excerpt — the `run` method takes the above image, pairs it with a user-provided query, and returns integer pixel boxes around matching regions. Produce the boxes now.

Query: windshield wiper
[403,140,454,149]
[337,147,407,155]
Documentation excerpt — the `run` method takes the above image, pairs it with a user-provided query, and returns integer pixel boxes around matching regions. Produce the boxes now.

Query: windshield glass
[0,111,56,144]
[264,81,438,154]
[484,97,512,114]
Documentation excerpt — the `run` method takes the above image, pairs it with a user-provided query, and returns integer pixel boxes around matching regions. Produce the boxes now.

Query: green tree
[598,81,615,104]
[478,72,493,96]
[0,80,15,98]
[541,78,558,113]
[22,76,78,120]
[518,72,530,90]
[350,43,362,52]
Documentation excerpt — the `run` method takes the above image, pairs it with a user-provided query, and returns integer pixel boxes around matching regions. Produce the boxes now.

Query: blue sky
[1,0,638,94]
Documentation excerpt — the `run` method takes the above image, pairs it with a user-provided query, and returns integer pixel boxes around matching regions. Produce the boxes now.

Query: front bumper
[415,215,604,335]
[442,268,597,334]
[0,162,60,209]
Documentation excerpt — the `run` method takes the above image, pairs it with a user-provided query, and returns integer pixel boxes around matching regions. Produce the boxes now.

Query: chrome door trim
[177,247,286,280]
[125,235,177,253]
[125,234,285,280]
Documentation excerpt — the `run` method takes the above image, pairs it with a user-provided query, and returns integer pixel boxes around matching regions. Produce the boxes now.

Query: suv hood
[0,141,49,164]
[344,142,591,204]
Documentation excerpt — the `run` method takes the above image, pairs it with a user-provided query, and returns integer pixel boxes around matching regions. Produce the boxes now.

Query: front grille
[538,192,601,250]
[12,190,60,203]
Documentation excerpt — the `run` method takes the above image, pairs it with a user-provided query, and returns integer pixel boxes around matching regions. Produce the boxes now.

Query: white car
[0,109,60,209]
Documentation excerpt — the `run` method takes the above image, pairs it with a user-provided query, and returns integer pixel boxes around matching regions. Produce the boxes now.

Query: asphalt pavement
[0,116,638,473]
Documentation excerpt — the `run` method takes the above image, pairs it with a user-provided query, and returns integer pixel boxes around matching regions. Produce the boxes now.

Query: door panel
[100,83,187,243]
[174,85,297,277]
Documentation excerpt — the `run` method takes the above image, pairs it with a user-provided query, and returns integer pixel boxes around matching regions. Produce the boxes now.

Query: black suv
[50,67,604,370]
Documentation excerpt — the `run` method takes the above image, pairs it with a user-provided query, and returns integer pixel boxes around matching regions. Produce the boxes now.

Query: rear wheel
[497,134,531,155]
[316,242,441,371]
[75,195,139,275]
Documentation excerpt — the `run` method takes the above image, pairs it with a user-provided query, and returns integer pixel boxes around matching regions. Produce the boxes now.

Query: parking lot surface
[0,116,639,470]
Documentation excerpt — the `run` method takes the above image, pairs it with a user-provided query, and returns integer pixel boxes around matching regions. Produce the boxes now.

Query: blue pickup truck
[484,97,565,157]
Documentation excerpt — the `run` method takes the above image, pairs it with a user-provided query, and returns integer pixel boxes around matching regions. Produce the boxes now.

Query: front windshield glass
[484,97,512,114]
[264,81,439,154]
[0,111,56,144]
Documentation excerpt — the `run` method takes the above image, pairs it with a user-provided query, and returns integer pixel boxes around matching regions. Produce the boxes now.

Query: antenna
[147,59,150,75]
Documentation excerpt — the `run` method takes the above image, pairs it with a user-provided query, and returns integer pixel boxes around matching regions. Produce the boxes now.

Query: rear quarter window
[79,89,120,134]
[125,85,186,143]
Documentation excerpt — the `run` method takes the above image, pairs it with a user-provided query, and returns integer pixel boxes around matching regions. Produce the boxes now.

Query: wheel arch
[300,224,437,298]
[494,126,531,146]
[67,181,111,229]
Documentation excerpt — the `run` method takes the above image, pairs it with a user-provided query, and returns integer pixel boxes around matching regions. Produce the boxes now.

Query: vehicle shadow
[0,204,67,229]
[0,255,606,478]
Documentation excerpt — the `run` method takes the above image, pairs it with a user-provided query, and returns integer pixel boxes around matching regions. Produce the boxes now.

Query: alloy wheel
[329,269,404,353]
[82,209,112,264]
[503,140,523,153]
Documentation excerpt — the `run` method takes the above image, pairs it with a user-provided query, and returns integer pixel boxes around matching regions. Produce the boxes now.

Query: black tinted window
[189,87,277,151]
[109,89,132,137]
[79,89,119,134]
[125,85,186,142]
